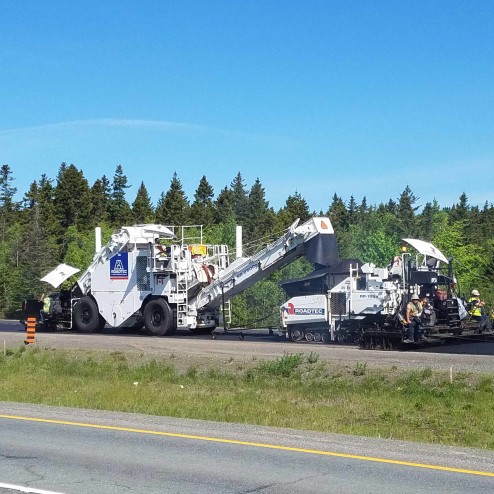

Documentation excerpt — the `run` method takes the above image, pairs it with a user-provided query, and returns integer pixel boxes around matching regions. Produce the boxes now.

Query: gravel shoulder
[2,322,494,374]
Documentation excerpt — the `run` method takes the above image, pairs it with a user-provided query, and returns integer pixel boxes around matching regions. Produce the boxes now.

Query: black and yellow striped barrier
[24,316,36,345]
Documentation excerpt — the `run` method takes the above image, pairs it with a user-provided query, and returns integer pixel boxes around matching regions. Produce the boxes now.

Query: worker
[404,293,423,343]
[420,295,434,327]
[155,239,167,258]
[39,292,52,322]
[468,290,491,333]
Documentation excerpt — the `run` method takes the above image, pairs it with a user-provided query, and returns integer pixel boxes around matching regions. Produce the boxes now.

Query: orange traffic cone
[24,316,36,345]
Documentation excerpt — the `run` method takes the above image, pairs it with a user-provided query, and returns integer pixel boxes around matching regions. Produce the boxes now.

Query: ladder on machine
[176,268,188,328]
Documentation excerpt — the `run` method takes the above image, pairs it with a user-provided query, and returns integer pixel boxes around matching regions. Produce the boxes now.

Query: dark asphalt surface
[2,319,494,374]
[2,322,494,492]
[1,403,494,494]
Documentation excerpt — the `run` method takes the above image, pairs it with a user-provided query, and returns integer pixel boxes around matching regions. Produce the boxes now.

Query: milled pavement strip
[1,414,494,478]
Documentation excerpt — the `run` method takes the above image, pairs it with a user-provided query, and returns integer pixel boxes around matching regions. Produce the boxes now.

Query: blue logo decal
[110,253,128,280]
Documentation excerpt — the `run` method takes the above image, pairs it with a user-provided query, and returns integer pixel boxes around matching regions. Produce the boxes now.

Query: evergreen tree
[37,175,59,237]
[132,181,154,224]
[417,201,440,241]
[0,164,19,225]
[450,192,469,223]
[327,193,348,232]
[0,165,21,315]
[18,176,59,303]
[190,175,214,226]
[244,178,276,250]
[277,191,311,229]
[90,175,111,225]
[347,195,357,225]
[357,196,368,224]
[385,199,397,214]
[53,163,92,232]
[230,172,249,224]
[155,172,190,225]
[464,205,481,244]
[207,186,236,247]
[479,202,494,242]
[214,186,235,224]
[109,164,134,226]
[396,186,419,237]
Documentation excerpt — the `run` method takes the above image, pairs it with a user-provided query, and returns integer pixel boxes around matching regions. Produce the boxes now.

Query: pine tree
[155,172,190,225]
[244,178,276,250]
[90,175,111,225]
[357,196,368,224]
[132,181,154,224]
[190,175,214,226]
[0,164,19,225]
[347,195,357,226]
[418,200,440,241]
[53,163,93,232]
[450,192,469,223]
[230,172,249,224]
[327,193,348,232]
[18,175,59,304]
[109,164,134,226]
[0,164,20,315]
[396,186,419,237]
[479,202,494,242]
[214,186,235,223]
[278,191,311,228]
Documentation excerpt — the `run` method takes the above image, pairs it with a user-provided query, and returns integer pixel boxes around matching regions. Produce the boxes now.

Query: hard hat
[471,289,480,296]
[411,294,419,300]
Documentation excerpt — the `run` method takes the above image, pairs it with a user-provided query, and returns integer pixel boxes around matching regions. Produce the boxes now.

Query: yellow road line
[1,413,494,478]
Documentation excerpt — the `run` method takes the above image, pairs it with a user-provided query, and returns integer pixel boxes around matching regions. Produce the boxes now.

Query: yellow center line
[1,413,494,478]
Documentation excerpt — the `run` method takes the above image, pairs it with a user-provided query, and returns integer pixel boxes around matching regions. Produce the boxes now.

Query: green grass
[1,347,494,450]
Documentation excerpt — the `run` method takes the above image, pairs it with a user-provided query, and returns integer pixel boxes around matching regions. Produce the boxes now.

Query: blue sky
[1,1,493,213]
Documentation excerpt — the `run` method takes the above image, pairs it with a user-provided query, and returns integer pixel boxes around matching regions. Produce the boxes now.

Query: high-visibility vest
[468,297,482,317]
[407,301,422,319]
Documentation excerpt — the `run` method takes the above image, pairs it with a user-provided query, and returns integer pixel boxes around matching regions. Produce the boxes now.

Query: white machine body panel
[281,295,328,328]
[70,217,337,330]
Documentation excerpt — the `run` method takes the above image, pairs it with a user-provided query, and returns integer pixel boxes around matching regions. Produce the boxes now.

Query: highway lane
[1,403,494,494]
[2,320,494,374]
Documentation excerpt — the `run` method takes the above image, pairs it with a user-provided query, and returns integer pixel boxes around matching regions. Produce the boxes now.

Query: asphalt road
[1,403,494,494]
[2,322,494,492]
[2,320,494,374]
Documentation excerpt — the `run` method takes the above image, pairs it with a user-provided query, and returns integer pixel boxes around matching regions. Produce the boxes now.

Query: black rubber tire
[73,296,100,333]
[143,298,173,336]
[290,329,305,341]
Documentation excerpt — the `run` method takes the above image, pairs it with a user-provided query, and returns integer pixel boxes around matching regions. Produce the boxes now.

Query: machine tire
[290,329,304,341]
[143,298,173,336]
[73,296,100,333]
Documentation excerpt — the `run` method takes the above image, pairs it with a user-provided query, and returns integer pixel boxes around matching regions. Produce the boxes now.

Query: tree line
[1,162,493,325]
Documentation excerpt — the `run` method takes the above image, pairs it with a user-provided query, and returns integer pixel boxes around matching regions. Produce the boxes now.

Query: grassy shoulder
[1,346,494,450]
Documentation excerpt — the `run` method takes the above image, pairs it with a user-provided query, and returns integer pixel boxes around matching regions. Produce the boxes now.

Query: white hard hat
[411,293,419,300]
[471,289,480,296]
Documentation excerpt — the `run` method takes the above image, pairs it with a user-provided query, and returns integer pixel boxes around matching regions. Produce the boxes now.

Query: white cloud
[0,118,207,136]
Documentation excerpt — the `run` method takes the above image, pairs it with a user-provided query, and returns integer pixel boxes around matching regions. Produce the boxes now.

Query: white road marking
[0,483,66,494]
